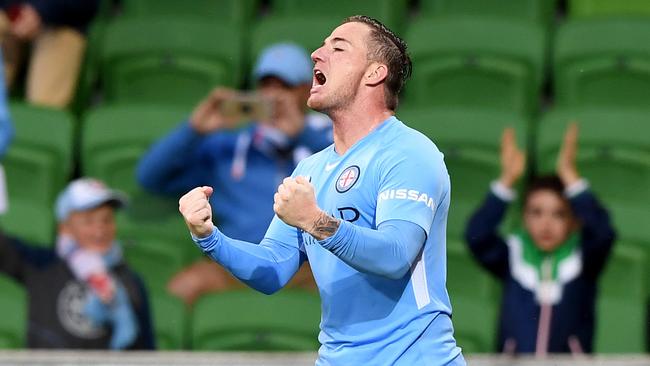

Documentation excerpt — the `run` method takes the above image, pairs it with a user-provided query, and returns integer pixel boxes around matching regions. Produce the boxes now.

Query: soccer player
[179,15,465,365]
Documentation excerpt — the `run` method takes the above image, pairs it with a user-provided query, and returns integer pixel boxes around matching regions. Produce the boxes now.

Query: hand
[557,122,581,186]
[498,127,526,188]
[10,4,41,40]
[190,88,240,134]
[179,186,214,238]
[167,259,239,305]
[263,89,305,137]
[273,176,321,231]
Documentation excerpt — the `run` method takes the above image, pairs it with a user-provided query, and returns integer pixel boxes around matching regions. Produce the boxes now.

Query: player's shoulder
[294,144,333,173]
[381,116,443,161]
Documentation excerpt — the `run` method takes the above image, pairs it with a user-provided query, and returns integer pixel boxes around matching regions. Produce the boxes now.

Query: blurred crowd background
[0,0,648,356]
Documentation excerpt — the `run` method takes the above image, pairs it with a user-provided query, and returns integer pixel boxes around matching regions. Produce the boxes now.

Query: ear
[364,62,388,86]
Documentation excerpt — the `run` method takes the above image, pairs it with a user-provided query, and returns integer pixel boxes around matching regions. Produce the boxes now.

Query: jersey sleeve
[375,145,448,238]
[264,161,309,254]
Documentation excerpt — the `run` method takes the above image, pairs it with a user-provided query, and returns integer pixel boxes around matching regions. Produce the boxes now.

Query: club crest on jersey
[336,165,360,193]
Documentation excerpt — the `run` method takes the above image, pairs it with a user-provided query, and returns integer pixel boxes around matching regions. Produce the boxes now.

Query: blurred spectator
[0,0,100,108]
[465,124,615,355]
[137,43,330,305]
[0,47,14,214]
[0,178,154,349]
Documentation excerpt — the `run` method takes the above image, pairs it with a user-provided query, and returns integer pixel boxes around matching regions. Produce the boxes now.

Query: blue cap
[55,178,127,222]
[253,43,313,87]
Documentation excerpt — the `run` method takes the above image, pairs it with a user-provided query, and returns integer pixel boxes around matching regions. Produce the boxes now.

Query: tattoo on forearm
[310,212,340,241]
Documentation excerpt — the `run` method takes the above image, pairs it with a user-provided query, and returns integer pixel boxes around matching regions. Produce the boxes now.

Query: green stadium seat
[82,104,193,258]
[150,292,188,350]
[536,107,650,210]
[420,0,557,25]
[569,0,650,18]
[0,276,26,349]
[120,0,257,26]
[250,16,340,66]
[554,19,650,108]
[269,0,408,34]
[122,233,193,295]
[100,17,244,107]
[447,243,500,353]
[397,107,528,240]
[595,244,646,353]
[192,289,321,351]
[0,103,74,245]
[403,16,547,115]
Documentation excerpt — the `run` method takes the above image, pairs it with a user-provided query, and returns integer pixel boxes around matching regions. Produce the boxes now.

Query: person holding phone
[137,43,331,305]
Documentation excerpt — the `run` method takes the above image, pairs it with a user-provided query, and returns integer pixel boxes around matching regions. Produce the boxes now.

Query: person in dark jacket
[0,0,100,107]
[465,124,615,355]
[0,177,155,349]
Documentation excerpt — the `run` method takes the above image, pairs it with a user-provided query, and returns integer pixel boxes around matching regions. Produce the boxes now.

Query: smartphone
[219,93,273,124]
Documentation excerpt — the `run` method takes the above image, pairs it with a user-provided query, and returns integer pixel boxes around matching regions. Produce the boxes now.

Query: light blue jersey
[262,116,464,365]
[194,116,464,364]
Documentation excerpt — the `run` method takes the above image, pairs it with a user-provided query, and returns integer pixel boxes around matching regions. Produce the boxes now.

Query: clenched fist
[179,186,215,238]
[273,176,321,231]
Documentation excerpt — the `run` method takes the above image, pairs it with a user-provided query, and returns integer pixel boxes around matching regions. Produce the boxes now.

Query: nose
[311,46,324,64]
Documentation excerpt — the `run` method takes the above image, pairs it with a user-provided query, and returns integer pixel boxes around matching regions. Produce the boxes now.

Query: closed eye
[333,47,344,52]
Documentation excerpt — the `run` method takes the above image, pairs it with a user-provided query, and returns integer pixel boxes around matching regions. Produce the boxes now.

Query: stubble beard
[308,81,359,117]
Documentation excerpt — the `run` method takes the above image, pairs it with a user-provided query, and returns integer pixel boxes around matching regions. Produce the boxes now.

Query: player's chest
[309,159,378,228]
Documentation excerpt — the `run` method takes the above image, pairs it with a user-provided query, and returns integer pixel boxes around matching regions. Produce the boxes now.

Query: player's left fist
[273,176,320,230]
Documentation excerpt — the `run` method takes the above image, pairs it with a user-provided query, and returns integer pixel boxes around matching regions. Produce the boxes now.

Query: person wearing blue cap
[0,178,154,349]
[137,43,331,304]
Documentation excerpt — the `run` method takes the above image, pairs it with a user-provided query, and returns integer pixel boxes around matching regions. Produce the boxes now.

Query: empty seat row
[77,13,650,115]
[103,0,650,26]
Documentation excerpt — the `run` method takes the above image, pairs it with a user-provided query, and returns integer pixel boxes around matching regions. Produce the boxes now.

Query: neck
[329,102,393,155]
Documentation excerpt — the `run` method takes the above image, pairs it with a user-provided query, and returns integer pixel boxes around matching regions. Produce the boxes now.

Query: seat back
[192,289,321,351]
[101,17,244,106]
[0,103,74,244]
[404,16,546,115]
[554,19,650,108]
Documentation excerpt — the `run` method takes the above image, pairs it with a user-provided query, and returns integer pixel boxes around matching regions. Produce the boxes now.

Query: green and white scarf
[506,230,582,305]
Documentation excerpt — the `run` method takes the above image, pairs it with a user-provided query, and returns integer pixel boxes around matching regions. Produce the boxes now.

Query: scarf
[231,124,312,181]
[507,229,582,305]
[56,234,138,349]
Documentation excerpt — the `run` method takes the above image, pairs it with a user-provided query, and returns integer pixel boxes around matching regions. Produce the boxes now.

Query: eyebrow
[321,36,352,47]
[332,37,351,45]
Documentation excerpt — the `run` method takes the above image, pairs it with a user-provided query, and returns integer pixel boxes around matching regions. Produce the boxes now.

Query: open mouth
[314,69,326,86]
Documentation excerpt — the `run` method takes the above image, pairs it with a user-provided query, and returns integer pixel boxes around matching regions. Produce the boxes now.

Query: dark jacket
[0,0,99,33]
[465,188,615,353]
[0,231,155,349]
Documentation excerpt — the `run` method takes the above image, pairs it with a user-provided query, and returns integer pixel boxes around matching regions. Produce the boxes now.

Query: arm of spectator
[167,258,243,306]
[136,121,213,196]
[0,49,13,158]
[567,182,616,278]
[464,127,525,279]
[138,88,246,195]
[0,230,52,283]
[464,187,511,279]
[556,123,616,277]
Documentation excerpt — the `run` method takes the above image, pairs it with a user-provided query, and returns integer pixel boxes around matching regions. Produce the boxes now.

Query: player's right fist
[179,186,215,238]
